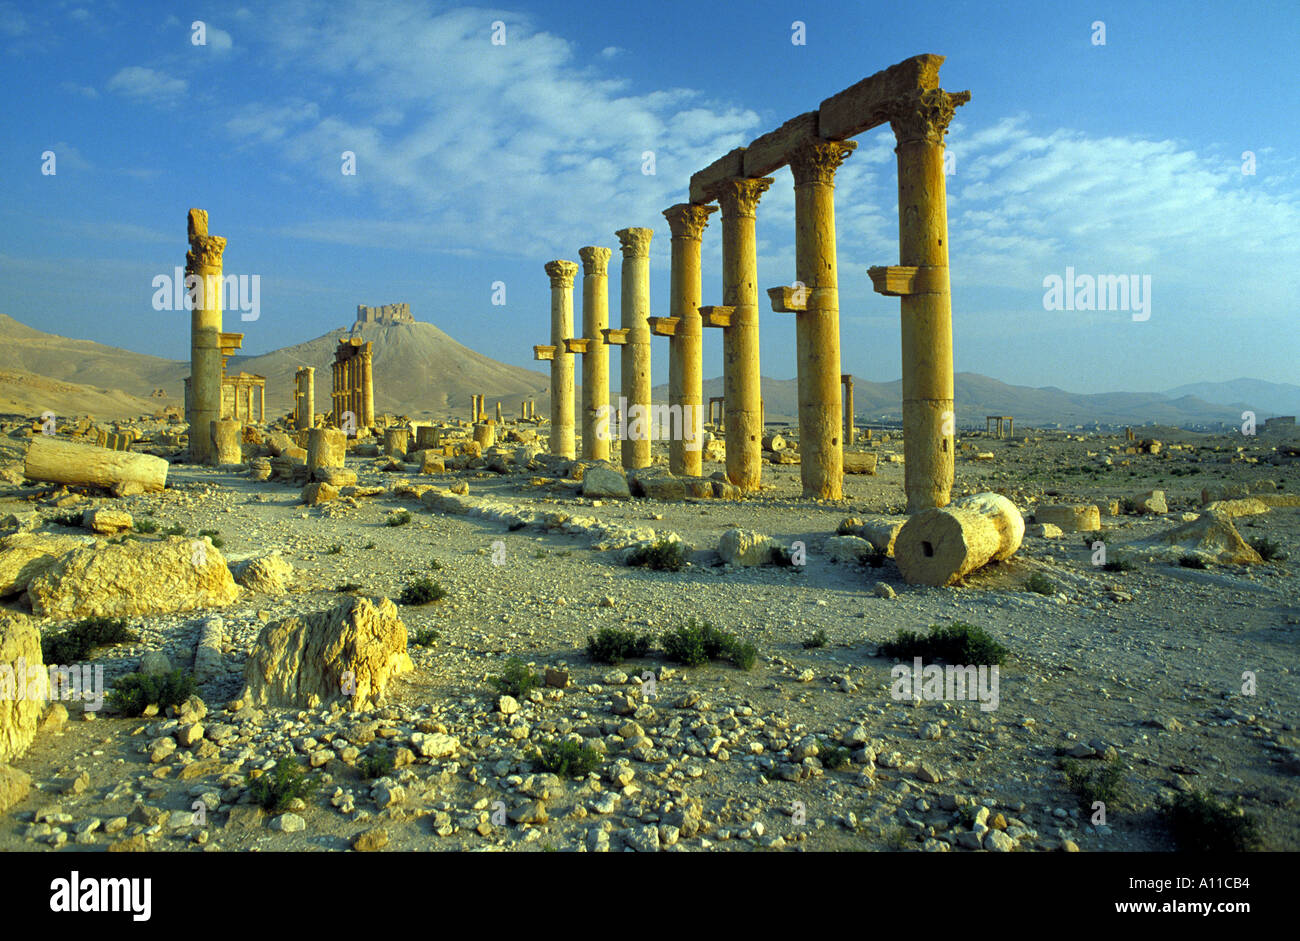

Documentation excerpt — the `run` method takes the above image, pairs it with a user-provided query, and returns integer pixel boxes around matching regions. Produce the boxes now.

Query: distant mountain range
[0,311,1289,428]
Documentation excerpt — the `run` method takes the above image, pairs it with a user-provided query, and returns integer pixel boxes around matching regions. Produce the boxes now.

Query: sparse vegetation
[41,616,139,664]
[1024,572,1056,595]
[198,529,223,549]
[107,669,196,716]
[247,757,317,812]
[162,523,186,537]
[410,628,441,647]
[1164,790,1261,852]
[1250,536,1287,562]
[1059,756,1128,810]
[586,626,652,664]
[802,630,828,649]
[398,578,445,605]
[326,544,342,555]
[819,740,851,769]
[335,582,363,593]
[134,518,158,534]
[878,621,1009,665]
[428,559,443,570]
[384,511,412,527]
[491,657,541,698]
[356,747,396,780]
[661,618,757,670]
[626,539,686,571]
[533,738,602,778]
[1102,556,1137,572]
[51,512,83,528]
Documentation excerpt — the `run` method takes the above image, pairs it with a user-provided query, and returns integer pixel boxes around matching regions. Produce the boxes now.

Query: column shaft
[545,260,579,459]
[185,209,226,465]
[579,246,612,461]
[664,204,714,476]
[616,228,653,470]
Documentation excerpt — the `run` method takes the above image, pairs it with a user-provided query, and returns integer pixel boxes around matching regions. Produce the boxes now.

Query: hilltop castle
[354,303,413,328]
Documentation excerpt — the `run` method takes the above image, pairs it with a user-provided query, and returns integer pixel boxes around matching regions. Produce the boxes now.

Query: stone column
[842,374,855,446]
[660,204,715,476]
[787,139,855,500]
[613,227,653,470]
[538,260,578,459]
[577,246,612,461]
[258,383,265,424]
[361,346,375,428]
[874,89,968,510]
[186,209,227,465]
[296,367,314,430]
[704,177,772,492]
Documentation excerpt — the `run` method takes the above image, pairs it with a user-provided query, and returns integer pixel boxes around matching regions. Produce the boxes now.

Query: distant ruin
[354,303,413,329]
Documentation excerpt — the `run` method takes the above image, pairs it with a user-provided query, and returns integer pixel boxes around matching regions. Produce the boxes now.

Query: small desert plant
[878,622,1008,666]
[107,669,196,716]
[363,541,376,550]
[1164,790,1261,852]
[384,511,412,527]
[398,578,446,606]
[356,747,396,780]
[661,618,757,670]
[41,616,138,663]
[162,523,186,537]
[335,582,363,593]
[410,628,441,647]
[1059,756,1128,810]
[586,626,653,664]
[134,518,158,534]
[1102,556,1137,572]
[51,512,83,528]
[626,539,686,571]
[198,529,223,549]
[1250,536,1287,562]
[1178,554,1208,569]
[533,738,602,778]
[247,757,317,812]
[819,740,852,770]
[491,657,541,698]
[428,558,443,570]
[326,544,342,555]
[1024,572,1056,595]
[802,630,829,650]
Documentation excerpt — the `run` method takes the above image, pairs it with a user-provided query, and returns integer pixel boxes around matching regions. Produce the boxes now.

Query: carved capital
[707,177,774,219]
[579,245,613,276]
[788,139,857,187]
[185,235,227,274]
[544,259,579,288]
[663,202,717,241]
[615,227,653,258]
[879,88,970,146]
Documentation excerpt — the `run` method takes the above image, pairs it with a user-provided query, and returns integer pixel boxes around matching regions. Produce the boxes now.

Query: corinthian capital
[185,235,227,274]
[544,259,579,288]
[579,245,612,276]
[615,227,653,258]
[663,203,717,241]
[879,88,970,146]
[706,177,774,219]
[788,139,857,187]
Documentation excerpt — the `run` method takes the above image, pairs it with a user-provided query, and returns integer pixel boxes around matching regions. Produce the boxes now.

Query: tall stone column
[787,139,855,500]
[612,228,652,469]
[659,204,715,476]
[843,374,855,445]
[537,260,578,459]
[361,346,375,428]
[872,89,968,511]
[296,367,314,430]
[186,208,227,464]
[576,246,612,461]
[703,177,772,492]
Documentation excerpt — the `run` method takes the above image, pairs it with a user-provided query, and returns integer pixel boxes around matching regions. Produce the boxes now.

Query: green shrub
[247,757,317,812]
[1178,554,1208,569]
[335,582,363,593]
[162,523,186,537]
[878,621,1008,665]
[1059,756,1128,810]
[802,630,828,650]
[1164,790,1261,852]
[41,616,138,663]
[586,627,652,664]
[398,578,445,605]
[626,539,686,571]
[491,657,540,698]
[1024,572,1056,595]
[135,518,158,534]
[410,628,441,647]
[357,747,396,780]
[326,544,342,555]
[198,529,224,549]
[428,559,443,570]
[533,738,602,778]
[1102,556,1137,572]
[819,740,851,770]
[384,511,412,527]
[1250,536,1287,562]
[661,618,757,670]
[107,669,196,716]
[51,512,83,528]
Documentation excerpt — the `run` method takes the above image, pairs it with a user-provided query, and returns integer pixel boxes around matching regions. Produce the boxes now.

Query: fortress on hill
[354,303,413,328]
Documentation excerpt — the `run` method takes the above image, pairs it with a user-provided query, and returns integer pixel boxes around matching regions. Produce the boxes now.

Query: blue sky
[2,0,1297,394]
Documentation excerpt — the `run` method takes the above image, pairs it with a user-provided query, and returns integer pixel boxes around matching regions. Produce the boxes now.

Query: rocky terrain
[0,419,1296,854]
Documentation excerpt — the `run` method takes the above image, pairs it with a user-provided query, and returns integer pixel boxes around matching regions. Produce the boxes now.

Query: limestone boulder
[1140,510,1263,565]
[27,536,242,620]
[407,450,445,475]
[1131,490,1167,515]
[230,552,294,595]
[1202,498,1269,518]
[826,535,873,563]
[582,466,630,500]
[0,763,32,814]
[0,533,94,598]
[249,457,272,481]
[842,451,878,475]
[718,528,775,566]
[630,467,687,501]
[0,614,43,762]
[301,482,339,506]
[1033,504,1100,533]
[81,508,133,534]
[860,518,904,557]
[307,428,347,475]
[241,595,414,710]
[265,432,293,456]
[314,466,357,489]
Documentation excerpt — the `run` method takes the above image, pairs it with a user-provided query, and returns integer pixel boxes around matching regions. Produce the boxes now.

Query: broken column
[295,367,314,430]
[651,204,715,477]
[894,492,1024,586]
[870,86,969,511]
[608,227,654,470]
[186,208,227,464]
[360,346,375,428]
[535,260,579,459]
[843,374,855,446]
[702,177,772,492]
[572,246,612,461]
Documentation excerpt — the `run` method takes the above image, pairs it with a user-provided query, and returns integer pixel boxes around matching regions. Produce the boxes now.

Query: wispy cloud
[107,65,187,104]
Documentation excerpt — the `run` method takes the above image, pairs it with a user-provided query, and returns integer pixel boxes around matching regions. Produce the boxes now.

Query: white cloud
[59,81,98,98]
[107,66,187,103]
